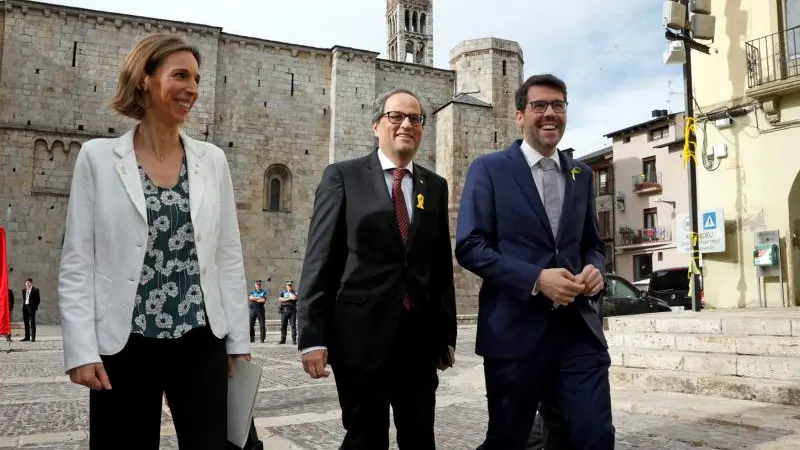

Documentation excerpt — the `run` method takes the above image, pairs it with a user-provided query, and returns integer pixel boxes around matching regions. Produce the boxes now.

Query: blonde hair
[109,33,201,120]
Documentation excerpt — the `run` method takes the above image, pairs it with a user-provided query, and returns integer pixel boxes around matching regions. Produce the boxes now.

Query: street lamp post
[663,0,715,312]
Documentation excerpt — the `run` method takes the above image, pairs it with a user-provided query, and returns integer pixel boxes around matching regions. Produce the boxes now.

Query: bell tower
[386,0,433,66]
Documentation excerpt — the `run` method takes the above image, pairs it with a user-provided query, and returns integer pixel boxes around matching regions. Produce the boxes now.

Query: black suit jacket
[297,150,457,370]
[20,287,40,311]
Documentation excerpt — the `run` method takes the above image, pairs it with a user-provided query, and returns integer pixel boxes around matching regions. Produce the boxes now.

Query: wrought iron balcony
[632,172,662,194]
[746,25,800,89]
[616,226,672,248]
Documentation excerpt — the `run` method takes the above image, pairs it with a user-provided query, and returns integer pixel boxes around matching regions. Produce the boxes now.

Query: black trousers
[331,310,439,450]
[249,306,265,342]
[89,326,228,450]
[22,305,36,340]
[279,308,296,343]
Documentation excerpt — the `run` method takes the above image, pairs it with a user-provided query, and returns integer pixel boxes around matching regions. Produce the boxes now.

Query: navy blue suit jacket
[455,140,606,360]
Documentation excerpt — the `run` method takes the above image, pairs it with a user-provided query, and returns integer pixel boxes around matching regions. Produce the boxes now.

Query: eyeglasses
[529,101,568,114]
[381,111,426,126]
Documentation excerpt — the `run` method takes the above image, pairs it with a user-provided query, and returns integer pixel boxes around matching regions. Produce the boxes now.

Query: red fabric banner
[0,227,10,336]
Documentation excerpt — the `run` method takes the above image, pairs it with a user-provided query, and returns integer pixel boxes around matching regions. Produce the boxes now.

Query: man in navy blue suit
[455,74,613,450]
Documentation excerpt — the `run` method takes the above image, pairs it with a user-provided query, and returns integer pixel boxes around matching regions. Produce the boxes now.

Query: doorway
[633,253,653,281]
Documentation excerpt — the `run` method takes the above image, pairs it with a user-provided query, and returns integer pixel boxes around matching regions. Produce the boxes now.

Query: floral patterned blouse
[131,154,207,339]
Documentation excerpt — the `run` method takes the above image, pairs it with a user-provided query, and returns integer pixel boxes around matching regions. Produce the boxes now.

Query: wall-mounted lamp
[655,197,677,218]
[615,191,625,212]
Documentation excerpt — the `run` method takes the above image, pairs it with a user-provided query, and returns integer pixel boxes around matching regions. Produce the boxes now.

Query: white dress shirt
[300,149,414,356]
[519,140,565,206]
[377,148,414,219]
[519,140,565,299]
[25,288,30,305]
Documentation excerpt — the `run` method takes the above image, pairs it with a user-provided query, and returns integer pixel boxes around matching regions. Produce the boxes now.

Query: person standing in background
[278,280,297,345]
[249,280,268,343]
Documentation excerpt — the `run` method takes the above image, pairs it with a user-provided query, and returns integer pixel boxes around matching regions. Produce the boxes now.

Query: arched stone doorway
[787,170,800,306]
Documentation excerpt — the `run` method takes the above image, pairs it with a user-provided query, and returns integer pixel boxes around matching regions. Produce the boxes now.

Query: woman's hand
[69,362,112,390]
[227,353,252,377]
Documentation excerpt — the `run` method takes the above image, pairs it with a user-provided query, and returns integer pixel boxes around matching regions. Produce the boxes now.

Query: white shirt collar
[377,148,414,174]
[520,140,560,170]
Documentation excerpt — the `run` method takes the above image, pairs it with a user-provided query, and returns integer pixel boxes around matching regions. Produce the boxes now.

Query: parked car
[631,278,650,294]
[601,273,672,317]
[646,267,705,311]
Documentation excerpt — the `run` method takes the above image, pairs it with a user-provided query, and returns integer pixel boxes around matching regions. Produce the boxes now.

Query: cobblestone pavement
[1,326,799,449]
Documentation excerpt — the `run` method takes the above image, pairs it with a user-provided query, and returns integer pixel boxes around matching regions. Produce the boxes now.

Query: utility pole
[663,0,715,312]
[681,0,701,313]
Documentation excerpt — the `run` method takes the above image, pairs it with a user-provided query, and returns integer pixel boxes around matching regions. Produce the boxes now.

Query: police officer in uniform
[278,281,297,345]
[249,280,268,343]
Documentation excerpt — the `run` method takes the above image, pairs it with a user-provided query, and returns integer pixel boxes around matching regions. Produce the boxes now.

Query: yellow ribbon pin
[416,193,424,210]
[570,167,581,181]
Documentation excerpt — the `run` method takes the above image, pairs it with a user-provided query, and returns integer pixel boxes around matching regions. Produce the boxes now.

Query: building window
[649,126,668,141]
[642,156,657,179]
[633,253,653,281]
[622,136,631,143]
[269,179,281,212]
[264,164,292,213]
[595,168,610,195]
[643,207,658,229]
[598,211,611,238]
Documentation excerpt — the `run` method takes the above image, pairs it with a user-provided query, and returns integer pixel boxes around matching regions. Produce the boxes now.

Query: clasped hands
[537,264,603,307]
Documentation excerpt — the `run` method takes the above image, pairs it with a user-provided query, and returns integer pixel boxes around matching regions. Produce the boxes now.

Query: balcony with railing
[616,226,672,248]
[746,25,800,94]
[632,172,662,195]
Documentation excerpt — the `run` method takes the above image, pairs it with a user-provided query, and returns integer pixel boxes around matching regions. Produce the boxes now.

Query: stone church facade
[0,0,524,323]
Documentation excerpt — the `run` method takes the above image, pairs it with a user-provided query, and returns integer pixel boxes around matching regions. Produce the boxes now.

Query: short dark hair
[371,88,426,125]
[255,280,262,284]
[25,278,33,283]
[514,74,568,112]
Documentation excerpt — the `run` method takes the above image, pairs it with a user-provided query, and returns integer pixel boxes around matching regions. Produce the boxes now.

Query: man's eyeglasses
[529,101,568,114]
[381,111,426,126]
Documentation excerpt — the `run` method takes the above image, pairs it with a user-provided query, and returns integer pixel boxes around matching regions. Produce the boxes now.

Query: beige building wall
[608,113,691,283]
[691,0,799,308]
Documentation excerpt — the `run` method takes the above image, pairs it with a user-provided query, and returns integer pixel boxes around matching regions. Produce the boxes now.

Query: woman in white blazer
[58,33,250,449]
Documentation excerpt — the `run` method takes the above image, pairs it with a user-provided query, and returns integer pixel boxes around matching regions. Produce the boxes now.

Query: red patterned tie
[391,168,412,309]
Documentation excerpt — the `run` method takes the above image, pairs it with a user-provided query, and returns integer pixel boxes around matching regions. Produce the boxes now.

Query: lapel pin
[416,193,425,210]
[570,167,581,181]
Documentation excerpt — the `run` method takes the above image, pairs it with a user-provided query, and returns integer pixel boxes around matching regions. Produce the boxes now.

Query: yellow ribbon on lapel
[416,193,424,210]
[570,167,581,181]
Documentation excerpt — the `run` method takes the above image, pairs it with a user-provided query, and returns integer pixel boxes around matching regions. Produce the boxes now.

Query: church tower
[386,0,433,66]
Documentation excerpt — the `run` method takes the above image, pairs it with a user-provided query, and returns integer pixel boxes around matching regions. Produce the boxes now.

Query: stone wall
[0,0,520,323]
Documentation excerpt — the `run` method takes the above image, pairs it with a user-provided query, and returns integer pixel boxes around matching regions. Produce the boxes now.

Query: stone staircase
[606,309,800,406]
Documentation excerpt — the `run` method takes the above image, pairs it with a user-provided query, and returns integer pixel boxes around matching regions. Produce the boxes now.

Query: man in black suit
[21,278,40,342]
[297,88,457,450]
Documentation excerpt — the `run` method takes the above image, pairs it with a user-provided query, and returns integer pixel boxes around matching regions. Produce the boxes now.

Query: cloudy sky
[46,0,684,157]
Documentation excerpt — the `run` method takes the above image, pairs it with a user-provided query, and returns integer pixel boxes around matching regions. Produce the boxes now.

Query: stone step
[607,313,800,337]
[609,348,800,380]
[610,366,800,406]
[607,332,800,357]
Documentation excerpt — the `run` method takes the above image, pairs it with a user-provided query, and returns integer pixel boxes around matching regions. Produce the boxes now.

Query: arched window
[420,13,426,33]
[264,164,292,213]
[412,11,418,32]
[405,9,410,31]
[269,179,281,212]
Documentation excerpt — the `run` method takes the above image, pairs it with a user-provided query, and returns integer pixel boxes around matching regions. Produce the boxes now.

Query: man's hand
[227,354,252,377]
[437,345,455,371]
[302,349,330,379]
[69,362,112,390]
[575,265,604,297]
[536,268,585,306]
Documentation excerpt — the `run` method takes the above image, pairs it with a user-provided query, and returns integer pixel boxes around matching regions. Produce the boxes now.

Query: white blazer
[58,125,250,372]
